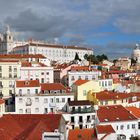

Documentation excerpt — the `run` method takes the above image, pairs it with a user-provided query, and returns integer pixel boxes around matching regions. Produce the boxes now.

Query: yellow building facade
[0,61,21,98]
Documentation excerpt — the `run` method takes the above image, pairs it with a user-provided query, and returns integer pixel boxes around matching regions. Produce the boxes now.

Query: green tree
[74,52,81,61]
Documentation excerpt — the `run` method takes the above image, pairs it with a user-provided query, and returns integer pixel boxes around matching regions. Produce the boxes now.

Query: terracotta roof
[68,100,91,106]
[97,105,137,122]
[21,61,31,67]
[96,91,129,101]
[0,54,45,59]
[68,129,97,140]
[96,125,115,134]
[41,83,66,91]
[16,80,40,88]
[0,60,19,63]
[73,79,89,86]
[70,66,99,71]
[21,61,47,67]
[13,42,92,51]
[0,114,62,140]
[126,107,140,118]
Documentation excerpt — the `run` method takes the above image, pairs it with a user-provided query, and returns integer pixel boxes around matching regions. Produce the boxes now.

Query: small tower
[3,25,14,53]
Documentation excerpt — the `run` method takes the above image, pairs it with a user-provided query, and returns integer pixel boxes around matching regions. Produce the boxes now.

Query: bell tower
[3,25,14,53]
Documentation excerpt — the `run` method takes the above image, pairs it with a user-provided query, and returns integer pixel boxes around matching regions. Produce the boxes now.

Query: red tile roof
[14,42,92,51]
[97,105,137,122]
[0,54,46,59]
[73,79,89,86]
[126,107,140,118]
[21,61,47,67]
[0,114,62,140]
[16,80,40,88]
[41,83,66,91]
[96,125,115,134]
[0,60,19,63]
[68,129,97,140]
[96,91,129,101]
[70,66,99,71]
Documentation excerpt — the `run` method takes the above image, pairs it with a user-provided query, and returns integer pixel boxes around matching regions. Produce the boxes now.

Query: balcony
[71,107,93,114]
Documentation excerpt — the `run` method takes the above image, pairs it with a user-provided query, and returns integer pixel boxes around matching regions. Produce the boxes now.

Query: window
[114,100,116,104]
[92,76,95,80]
[35,89,38,94]
[83,90,86,96]
[78,76,81,80]
[46,72,49,75]
[9,90,12,95]
[35,108,39,113]
[0,73,2,78]
[19,109,23,114]
[9,73,12,78]
[85,75,88,80]
[127,124,130,129]
[138,122,140,129]
[132,124,135,129]
[44,108,48,114]
[19,98,23,103]
[71,116,75,123]
[62,98,65,102]
[56,98,59,103]
[0,66,1,72]
[116,126,118,130]
[9,66,12,72]
[19,89,22,95]
[50,98,53,103]
[71,76,75,81]
[35,98,39,102]
[44,98,48,103]
[105,81,107,86]
[41,72,44,75]
[26,108,31,114]
[41,78,44,83]
[27,89,30,94]
[14,68,17,72]
[120,125,124,130]
[14,73,17,78]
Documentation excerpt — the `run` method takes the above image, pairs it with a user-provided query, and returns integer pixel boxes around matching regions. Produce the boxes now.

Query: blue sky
[0,0,140,59]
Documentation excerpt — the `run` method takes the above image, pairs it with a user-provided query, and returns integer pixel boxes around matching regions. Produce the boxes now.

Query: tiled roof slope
[16,80,40,88]
[97,105,137,122]
[126,107,140,118]
[0,114,62,140]
[96,125,115,134]
[73,79,89,86]
[68,129,97,140]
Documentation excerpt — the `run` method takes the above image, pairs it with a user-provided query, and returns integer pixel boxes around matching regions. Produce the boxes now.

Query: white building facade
[15,94,74,114]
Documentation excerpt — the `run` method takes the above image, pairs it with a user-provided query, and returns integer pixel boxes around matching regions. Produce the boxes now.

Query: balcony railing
[71,107,93,114]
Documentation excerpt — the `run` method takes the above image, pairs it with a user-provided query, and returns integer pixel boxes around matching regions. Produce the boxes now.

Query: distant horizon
[0,0,139,59]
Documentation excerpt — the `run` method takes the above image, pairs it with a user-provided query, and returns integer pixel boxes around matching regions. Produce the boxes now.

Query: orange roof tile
[126,107,140,118]
[70,66,99,71]
[73,79,89,86]
[68,129,97,140]
[97,105,137,122]
[96,91,129,101]
[0,114,62,140]
[41,83,67,91]
[96,125,115,134]
[16,80,40,88]
[0,54,45,59]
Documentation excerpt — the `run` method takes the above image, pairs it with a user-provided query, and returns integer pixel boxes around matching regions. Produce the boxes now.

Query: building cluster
[0,27,139,140]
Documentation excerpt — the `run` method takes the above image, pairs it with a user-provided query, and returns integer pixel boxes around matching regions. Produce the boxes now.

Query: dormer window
[25,81,29,85]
